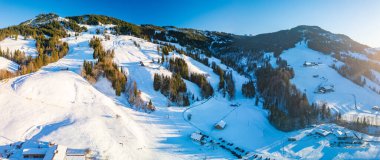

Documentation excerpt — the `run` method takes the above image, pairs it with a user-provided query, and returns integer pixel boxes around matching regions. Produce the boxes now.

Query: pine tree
[183,95,190,106]
[242,80,255,98]
[161,52,165,63]
[162,46,169,55]
[147,100,155,111]
[153,73,161,91]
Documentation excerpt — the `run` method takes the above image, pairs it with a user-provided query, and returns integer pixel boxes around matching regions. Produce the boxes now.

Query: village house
[215,120,226,129]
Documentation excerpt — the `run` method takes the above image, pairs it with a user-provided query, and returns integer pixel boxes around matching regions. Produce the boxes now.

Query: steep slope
[0,71,180,159]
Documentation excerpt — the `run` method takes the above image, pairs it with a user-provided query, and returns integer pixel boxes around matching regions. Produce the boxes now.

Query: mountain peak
[20,13,67,27]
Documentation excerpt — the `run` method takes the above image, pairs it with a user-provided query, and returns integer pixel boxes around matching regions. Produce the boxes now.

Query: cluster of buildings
[289,126,364,145]
[1,141,90,160]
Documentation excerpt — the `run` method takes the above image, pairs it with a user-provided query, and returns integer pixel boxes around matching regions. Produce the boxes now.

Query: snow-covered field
[2,25,380,159]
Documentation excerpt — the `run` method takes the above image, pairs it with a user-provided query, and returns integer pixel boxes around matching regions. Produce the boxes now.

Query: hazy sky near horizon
[1,0,380,47]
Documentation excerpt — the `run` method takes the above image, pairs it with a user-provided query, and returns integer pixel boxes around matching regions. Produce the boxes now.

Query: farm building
[215,120,226,129]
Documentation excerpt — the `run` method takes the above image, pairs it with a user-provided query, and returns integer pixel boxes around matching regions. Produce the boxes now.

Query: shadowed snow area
[0,57,19,72]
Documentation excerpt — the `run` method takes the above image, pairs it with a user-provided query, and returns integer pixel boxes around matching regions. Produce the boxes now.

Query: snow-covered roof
[321,85,334,90]
[345,131,355,138]
[66,148,86,156]
[315,129,331,136]
[22,148,48,155]
[215,120,226,128]
[334,130,344,137]
[191,132,203,141]
[305,62,312,65]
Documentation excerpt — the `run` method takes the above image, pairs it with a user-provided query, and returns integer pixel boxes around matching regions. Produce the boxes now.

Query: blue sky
[1,0,380,47]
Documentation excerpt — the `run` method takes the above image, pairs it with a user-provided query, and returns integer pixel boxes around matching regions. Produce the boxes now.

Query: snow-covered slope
[2,21,380,160]
[0,25,234,159]
[0,36,38,57]
[281,42,380,124]
[0,57,19,72]
[0,71,181,159]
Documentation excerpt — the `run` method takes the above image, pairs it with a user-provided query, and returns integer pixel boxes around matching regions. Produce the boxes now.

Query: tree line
[211,62,235,99]
[83,37,126,96]
[242,80,255,98]
[256,61,330,131]
[168,57,214,99]
[153,73,189,106]
[0,35,69,79]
